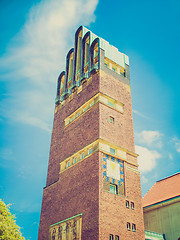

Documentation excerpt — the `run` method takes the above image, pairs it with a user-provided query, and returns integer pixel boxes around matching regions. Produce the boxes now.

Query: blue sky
[0,0,180,239]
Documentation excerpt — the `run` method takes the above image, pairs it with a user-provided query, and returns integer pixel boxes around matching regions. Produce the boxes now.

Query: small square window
[109,234,114,240]
[110,116,114,124]
[110,184,117,194]
[132,223,136,232]
[126,200,129,208]
[131,202,134,209]
[73,157,77,164]
[115,236,119,240]
[88,148,93,155]
[81,153,84,159]
[127,222,131,231]
[110,148,115,155]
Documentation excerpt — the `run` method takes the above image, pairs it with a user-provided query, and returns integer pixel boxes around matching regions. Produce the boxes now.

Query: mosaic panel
[103,154,124,186]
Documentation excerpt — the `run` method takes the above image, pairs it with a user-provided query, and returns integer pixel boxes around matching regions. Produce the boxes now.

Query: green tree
[0,199,25,240]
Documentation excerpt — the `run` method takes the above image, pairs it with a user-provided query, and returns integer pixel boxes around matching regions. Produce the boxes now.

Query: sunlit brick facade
[38,26,145,240]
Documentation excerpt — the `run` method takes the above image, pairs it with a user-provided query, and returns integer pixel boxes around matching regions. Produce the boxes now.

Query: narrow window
[73,157,77,164]
[110,184,117,194]
[88,148,93,155]
[74,27,82,84]
[112,67,116,72]
[124,69,126,77]
[67,51,73,89]
[110,116,114,124]
[90,40,99,69]
[127,222,131,231]
[66,161,70,168]
[132,224,136,232]
[81,153,84,159]
[110,148,115,155]
[109,234,114,240]
[104,62,108,68]
[131,202,134,210]
[60,73,65,96]
[115,236,119,240]
[82,33,90,74]
[126,200,129,208]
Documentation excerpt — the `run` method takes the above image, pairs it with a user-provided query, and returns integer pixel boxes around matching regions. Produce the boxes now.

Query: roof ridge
[156,171,180,183]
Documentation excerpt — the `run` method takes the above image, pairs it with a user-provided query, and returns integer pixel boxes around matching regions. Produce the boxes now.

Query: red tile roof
[142,172,180,208]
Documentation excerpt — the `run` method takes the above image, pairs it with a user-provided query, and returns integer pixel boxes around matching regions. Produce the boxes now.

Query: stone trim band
[59,138,138,174]
[64,92,124,127]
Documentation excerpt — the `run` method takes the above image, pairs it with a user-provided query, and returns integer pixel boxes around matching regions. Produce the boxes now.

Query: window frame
[131,202,135,210]
[112,66,116,72]
[109,183,118,195]
[127,222,131,231]
[73,157,77,164]
[132,223,136,232]
[109,234,114,240]
[88,148,93,155]
[110,147,116,155]
[110,116,115,124]
[66,161,70,168]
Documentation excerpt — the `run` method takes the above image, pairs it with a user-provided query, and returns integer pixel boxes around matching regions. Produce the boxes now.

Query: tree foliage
[0,199,25,240]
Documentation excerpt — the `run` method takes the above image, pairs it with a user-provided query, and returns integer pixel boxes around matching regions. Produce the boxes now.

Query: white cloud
[171,137,180,153]
[136,130,163,148]
[0,0,98,131]
[141,175,148,183]
[136,145,161,173]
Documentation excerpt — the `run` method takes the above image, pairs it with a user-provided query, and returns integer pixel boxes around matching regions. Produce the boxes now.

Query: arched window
[73,26,82,84]
[59,71,65,97]
[90,38,99,71]
[65,48,74,92]
[82,32,90,76]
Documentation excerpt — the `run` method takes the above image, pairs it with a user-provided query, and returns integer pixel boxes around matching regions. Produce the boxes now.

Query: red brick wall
[99,71,145,239]
[39,73,100,239]
[38,153,99,240]
[100,71,135,152]
[46,72,100,187]
[38,70,145,239]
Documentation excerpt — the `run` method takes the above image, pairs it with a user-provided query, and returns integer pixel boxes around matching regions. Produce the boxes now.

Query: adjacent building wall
[144,200,180,240]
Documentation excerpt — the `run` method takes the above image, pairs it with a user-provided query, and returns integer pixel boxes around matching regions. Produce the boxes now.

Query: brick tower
[38,26,145,240]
